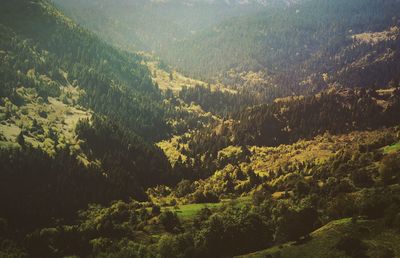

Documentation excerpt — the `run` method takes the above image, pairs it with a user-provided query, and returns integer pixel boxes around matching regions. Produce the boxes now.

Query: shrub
[151,205,161,216]
[174,180,194,198]
[380,154,400,185]
[193,190,219,203]
[335,235,368,258]
[159,211,181,233]
[351,169,374,188]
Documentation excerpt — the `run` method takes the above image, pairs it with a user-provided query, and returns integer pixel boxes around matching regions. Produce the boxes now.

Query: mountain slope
[237,218,400,258]
[0,0,173,230]
[164,0,400,98]
[53,0,400,103]
[1,0,169,141]
[52,0,297,53]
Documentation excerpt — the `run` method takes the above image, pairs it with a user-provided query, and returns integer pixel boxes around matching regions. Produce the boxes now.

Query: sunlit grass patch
[383,142,400,154]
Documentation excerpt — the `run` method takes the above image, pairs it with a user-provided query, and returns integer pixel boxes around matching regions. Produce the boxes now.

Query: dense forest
[55,0,400,103]
[1,0,400,257]
[164,0,400,97]
[0,0,169,141]
[0,0,174,235]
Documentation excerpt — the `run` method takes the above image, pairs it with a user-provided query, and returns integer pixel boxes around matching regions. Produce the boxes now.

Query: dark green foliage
[174,180,194,198]
[165,0,400,99]
[193,206,273,257]
[0,0,175,247]
[16,132,25,147]
[159,211,181,233]
[370,246,395,258]
[151,205,161,216]
[233,89,400,146]
[75,116,173,197]
[179,85,257,116]
[158,233,194,258]
[336,235,368,258]
[192,190,219,204]
[380,153,400,185]
[351,169,374,188]
[0,146,110,231]
[358,189,393,219]
[275,206,319,243]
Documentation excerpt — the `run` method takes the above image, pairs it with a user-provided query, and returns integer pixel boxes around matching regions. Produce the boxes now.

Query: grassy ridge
[237,218,400,258]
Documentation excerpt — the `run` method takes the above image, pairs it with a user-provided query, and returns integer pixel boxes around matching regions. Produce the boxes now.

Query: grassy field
[162,196,252,221]
[173,202,222,220]
[236,218,400,258]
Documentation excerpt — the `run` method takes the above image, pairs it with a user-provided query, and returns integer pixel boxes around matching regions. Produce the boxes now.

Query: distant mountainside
[52,0,296,52]
[164,0,400,97]
[53,0,400,102]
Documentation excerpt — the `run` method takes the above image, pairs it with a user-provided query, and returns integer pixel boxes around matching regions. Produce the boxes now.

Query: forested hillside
[1,0,400,257]
[54,0,400,103]
[165,88,400,179]
[52,0,295,53]
[0,0,174,234]
[165,0,400,98]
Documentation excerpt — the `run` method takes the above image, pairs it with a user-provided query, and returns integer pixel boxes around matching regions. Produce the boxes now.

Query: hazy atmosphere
[1,0,400,257]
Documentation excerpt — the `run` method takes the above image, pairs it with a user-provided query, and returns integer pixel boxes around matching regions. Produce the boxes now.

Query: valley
[0,0,400,257]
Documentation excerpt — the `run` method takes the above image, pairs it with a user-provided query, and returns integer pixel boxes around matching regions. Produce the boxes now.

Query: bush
[351,169,374,188]
[335,235,368,258]
[358,191,390,219]
[151,205,161,216]
[174,180,194,198]
[159,211,181,233]
[369,245,395,258]
[158,233,194,258]
[193,190,219,203]
[275,206,319,243]
[380,154,400,185]
[194,207,273,257]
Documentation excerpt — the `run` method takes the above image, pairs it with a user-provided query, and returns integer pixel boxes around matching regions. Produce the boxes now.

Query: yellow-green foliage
[157,135,190,166]
[144,55,235,94]
[250,130,396,177]
[225,69,277,92]
[218,145,242,160]
[164,196,251,220]
[383,142,400,154]
[177,128,399,202]
[0,86,91,158]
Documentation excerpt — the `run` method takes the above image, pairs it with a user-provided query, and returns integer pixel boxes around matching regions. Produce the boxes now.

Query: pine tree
[17,131,25,147]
